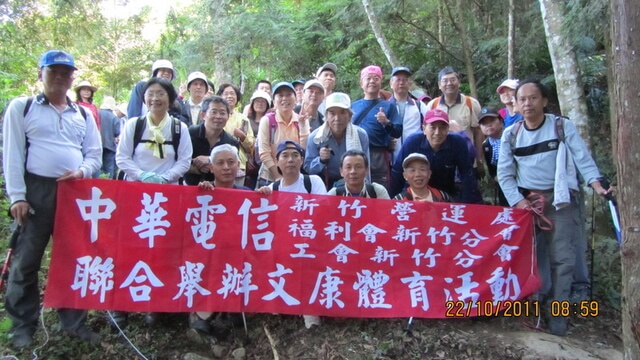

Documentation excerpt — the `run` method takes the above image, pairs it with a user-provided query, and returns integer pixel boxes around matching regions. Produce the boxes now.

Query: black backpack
[335,184,377,198]
[131,115,182,161]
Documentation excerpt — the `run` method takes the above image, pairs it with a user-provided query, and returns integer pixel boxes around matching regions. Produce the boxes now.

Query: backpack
[509,115,566,150]
[253,112,301,167]
[132,115,182,161]
[335,184,377,198]
[272,174,312,194]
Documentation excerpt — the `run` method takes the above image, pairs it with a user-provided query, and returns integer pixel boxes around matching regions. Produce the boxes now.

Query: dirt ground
[0,303,622,360]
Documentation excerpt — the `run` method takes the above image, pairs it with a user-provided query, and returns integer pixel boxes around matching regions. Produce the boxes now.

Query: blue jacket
[351,99,402,148]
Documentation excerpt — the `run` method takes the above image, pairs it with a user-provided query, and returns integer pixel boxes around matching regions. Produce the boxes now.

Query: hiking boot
[570,286,590,304]
[67,325,101,345]
[109,311,129,330]
[11,332,34,349]
[547,316,568,336]
[189,313,212,334]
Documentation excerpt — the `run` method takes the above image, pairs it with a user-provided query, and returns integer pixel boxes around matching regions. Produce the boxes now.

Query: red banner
[44,179,539,318]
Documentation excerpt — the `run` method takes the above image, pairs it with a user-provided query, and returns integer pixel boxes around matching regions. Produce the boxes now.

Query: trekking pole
[599,177,621,245]
[589,187,596,301]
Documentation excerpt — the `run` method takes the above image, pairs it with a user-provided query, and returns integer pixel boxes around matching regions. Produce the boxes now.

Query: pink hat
[360,65,383,81]
[496,79,519,94]
[423,109,449,124]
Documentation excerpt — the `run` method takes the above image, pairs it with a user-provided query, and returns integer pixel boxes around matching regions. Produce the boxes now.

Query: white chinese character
[441,204,468,224]
[290,243,315,258]
[324,221,352,241]
[443,271,479,303]
[493,244,520,261]
[185,195,226,250]
[460,229,489,248]
[486,267,521,302]
[173,261,212,308]
[497,225,520,241]
[132,192,170,248]
[309,266,344,309]
[337,199,366,219]
[453,250,483,268]
[490,208,516,225]
[120,261,165,302]
[411,248,441,267]
[288,219,317,239]
[358,224,387,243]
[290,196,319,215]
[71,255,114,303]
[75,187,117,243]
[426,226,455,245]
[392,225,420,245]
[401,271,433,310]
[262,263,300,306]
[353,269,391,309]
[237,198,278,250]
[390,202,416,221]
[328,244,359,263]
[217,262,258,305]
[370,246,399,266]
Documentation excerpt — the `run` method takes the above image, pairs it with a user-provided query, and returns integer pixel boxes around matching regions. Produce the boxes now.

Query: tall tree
[538,0,591,140]
[610,0,640,357]
[507,0,515,78]
[361,0,399,68]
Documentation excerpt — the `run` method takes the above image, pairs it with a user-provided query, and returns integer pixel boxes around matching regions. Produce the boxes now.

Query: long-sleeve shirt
[390,132,477,203]
[351,98,402,148]
[224,111,255,170]
[99,109,122,152]
[497,114,601,206]
[3,94,102,203]
[116,115,192,184]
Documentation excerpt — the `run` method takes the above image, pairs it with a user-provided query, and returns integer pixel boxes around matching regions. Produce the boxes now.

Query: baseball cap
[187,71,209,91]
[325,92,351,110]
[151,59,177,81]
[315,63,338,78]
[360,65,383,81]
[391,66,412,77]
[303,79,324,92]
[478,107,502,123]
[276,140,303,159]
[74,80,97,93]
[423,109,449,124]
[116,103,128,118]
[402,153,430,170]
[39,50,77,70]
[292,79,306,87]
[496,79,519,94]
[272,82,296,97]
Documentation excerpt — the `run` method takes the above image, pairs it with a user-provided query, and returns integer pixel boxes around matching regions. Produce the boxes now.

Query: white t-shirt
[269,174,327,195]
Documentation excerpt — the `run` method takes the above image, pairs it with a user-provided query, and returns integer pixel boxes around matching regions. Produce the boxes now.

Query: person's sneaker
[109,311,129,330]
[67,325,100,345]
[303,315,321,329]
[11,332,34,349]
[547,316,569,336]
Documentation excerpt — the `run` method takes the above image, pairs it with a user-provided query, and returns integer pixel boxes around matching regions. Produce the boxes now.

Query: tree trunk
[361,0,400,68]
[610,0,640,358]
[538,0,591,141]
[507,0,515,78]
[438,0,444,63]
[454,0,477,98]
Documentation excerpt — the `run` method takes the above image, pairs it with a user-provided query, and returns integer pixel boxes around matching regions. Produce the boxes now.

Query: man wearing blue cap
[2,50,102,348]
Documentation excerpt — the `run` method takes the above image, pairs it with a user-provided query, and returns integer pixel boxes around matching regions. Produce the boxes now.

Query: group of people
[2,49,611,350]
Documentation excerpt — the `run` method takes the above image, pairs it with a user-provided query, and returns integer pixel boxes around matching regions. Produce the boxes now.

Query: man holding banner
[2,50,102,348]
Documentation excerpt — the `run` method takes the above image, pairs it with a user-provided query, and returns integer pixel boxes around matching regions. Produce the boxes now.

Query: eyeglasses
[440,78,458,85]
[221,91,236,97]
[144,91,168,99]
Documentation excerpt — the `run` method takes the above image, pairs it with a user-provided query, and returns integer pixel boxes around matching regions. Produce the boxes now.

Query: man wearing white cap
[294,79,325,132]
[127,59,179,119]
[180,71,210,125]
[315,62,337,116]
[304,92,369,189]
[496,78,522,128]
